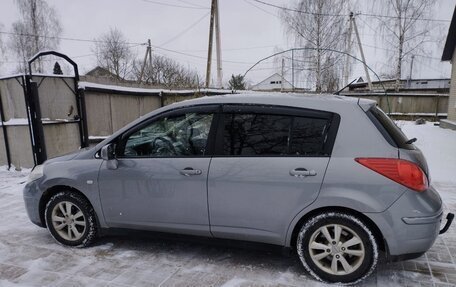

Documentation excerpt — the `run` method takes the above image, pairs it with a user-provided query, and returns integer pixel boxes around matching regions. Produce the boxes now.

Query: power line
[250,0,347,17]
[358,11,451,23]
[141,0,209,10]
[243,0,279,18]
[0,31,146,46]
[160,12,210,46]
[1,29,280,54]
[151,44,255,64]
[174,0,208,9]
[250,0,451,22]
[0,43,144,64]
[355,17,443,61]
[177,44,279,53]
[0,30,261,65]
[359,41,442,61]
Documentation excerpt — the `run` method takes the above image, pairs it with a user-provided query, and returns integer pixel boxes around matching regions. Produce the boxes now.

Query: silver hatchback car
[23,94,452,284]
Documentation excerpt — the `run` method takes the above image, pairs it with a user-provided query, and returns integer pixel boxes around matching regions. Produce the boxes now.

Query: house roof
[252,73,294,88]
[442,6,456,61]
[85,66,118,78]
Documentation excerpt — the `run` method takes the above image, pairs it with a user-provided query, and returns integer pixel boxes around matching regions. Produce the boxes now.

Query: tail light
[355,158,428,192]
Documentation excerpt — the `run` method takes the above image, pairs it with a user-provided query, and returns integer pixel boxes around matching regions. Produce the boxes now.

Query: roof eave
[441,6,456,61]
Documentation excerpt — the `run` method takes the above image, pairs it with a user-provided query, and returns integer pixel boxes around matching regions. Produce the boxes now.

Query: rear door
[208,105,339,245]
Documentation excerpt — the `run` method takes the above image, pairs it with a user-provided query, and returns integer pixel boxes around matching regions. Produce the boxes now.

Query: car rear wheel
[45,191,97,247]
[297,212,378,284]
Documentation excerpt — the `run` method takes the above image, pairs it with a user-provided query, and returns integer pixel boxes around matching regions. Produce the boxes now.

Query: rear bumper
[365,185,443,256]
[387,212,454,262]
[402,212,442,225]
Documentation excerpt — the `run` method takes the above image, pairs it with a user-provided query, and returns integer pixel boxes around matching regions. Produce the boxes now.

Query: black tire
[44,191,98,247]
[296,212,378,285]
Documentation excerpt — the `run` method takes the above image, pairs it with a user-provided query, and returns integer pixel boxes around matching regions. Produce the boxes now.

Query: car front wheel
[297,212,378,284]
[45,191,97,247]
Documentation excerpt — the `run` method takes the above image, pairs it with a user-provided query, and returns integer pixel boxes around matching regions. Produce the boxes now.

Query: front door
[98,106,217,236]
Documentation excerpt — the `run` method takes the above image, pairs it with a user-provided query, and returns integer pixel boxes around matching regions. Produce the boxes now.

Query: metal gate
[0,51,89,168]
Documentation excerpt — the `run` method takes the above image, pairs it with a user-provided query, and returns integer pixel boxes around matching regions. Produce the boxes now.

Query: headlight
[27,165,44,183]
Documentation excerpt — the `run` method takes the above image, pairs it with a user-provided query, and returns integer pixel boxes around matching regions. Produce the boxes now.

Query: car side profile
[23,93,452,284]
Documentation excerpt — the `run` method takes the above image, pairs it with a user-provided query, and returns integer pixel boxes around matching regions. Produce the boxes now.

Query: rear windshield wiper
[405,137,417,145]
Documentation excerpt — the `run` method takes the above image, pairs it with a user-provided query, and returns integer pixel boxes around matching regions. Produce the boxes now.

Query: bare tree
[93,28,134,80]
[281,0,349,92]
[8,0,62,73]
[132,54,201,89]
[375,0,435,91]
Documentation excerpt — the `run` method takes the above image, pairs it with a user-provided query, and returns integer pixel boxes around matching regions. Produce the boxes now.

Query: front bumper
[23,180,45,227]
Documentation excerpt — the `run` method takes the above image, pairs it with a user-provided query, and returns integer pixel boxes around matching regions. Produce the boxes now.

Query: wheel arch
[288,206,386,252]
[39,185,96,228]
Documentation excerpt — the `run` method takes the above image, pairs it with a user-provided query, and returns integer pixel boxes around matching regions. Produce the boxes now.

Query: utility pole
[214,0,223,88]
[205,0,216,88]
[291,49,295,91]
[281,58,285,92]
[148,39,153,78]
[343,13,354,87]
[138,39,152,84]
[351,12,373,91]
[206,0,223,88]
[408,55,415,88]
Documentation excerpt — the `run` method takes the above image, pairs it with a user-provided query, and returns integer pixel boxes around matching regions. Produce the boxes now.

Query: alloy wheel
[308,224,365,275]
[51,201,86,241]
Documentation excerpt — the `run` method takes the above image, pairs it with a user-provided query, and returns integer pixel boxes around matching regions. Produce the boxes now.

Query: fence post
[78,88,89,148]
[0,88,12,169]
[435,94,440,122]
[26,77,47,165]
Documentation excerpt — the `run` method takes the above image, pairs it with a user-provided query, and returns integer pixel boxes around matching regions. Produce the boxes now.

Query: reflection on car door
[98,106,218,237]
[208,106,338,245]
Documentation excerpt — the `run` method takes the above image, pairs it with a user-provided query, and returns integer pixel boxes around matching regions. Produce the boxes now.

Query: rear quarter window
[367,106,415,150]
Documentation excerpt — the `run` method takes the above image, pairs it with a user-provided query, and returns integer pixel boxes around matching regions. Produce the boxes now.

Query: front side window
[122,113,213,157]
[223,113,331,156]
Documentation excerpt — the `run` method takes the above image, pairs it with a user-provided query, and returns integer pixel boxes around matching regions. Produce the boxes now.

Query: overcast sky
[0,0,455,87]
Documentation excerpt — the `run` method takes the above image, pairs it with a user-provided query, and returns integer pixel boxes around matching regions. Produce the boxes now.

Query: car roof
[168,92,376,112]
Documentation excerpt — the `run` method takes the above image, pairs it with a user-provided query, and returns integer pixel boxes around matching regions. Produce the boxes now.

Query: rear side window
[222,113,332,156]
[223,114,290,155]
[367,106,415,150]
[290,117,330,155]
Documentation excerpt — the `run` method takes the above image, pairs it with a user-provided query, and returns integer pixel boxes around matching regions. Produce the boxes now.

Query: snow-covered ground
[0,121,455,287]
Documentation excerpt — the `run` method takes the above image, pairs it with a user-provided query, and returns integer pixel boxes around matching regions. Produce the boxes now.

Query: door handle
[290,168,317,177]
[180,167,202,176]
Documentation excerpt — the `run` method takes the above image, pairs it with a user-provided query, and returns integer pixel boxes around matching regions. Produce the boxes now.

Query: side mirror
[101,144,115,161]
[101,144,118,170]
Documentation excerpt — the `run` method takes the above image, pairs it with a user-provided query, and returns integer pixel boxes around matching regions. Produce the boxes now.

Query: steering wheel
[124,146,138,156]
[151,136,177,155]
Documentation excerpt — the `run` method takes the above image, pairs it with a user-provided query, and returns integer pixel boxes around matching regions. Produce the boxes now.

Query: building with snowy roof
[441,6,456,130]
